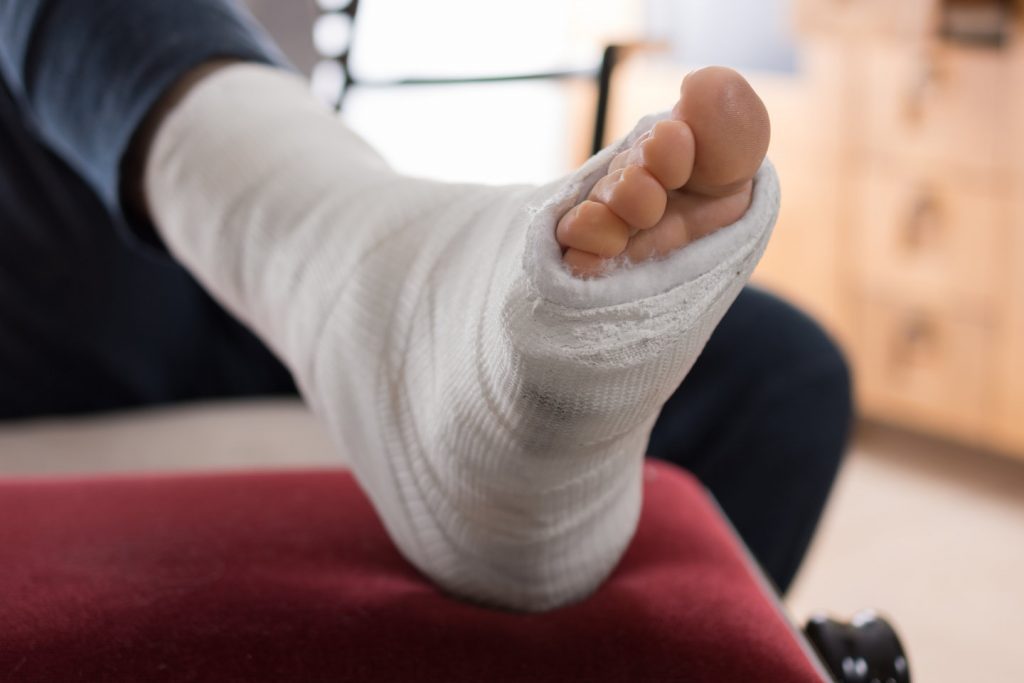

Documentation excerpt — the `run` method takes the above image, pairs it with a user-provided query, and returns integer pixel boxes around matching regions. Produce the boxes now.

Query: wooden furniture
[605,0,1023,459]
[773,0,1024,459]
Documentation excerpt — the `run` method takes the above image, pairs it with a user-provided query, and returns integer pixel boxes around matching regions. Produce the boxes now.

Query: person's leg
[136,62,778,612]
[4,0,783,611]
[647,287,852,594]
[0,22,295,418]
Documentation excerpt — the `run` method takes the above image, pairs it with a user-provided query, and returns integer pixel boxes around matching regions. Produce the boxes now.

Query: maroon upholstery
[0,460,822,682]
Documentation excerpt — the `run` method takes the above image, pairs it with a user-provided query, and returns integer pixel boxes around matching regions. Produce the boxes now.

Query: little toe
[563,248,611,279]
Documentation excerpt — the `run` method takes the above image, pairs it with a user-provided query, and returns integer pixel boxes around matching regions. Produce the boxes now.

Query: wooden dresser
[605,0,1024,459]
[764,0,1024,458]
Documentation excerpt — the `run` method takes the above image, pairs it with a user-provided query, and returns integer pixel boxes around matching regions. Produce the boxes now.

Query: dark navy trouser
[0,0,851,594]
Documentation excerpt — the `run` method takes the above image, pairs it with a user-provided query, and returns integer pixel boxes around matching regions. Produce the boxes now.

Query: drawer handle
[889,313,938,370]
[903,57,942,124]
[902,190,943,250]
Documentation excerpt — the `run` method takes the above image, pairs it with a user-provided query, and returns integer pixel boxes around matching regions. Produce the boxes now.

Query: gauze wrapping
[146,64,780,611]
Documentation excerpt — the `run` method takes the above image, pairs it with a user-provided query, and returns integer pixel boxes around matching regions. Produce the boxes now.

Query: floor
[2,401,1022,682]
[786,424,1024,683]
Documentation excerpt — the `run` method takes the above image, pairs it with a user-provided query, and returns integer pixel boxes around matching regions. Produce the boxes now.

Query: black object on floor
[804,610,911,683]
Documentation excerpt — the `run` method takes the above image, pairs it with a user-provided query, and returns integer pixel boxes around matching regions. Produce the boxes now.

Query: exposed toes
[623,197,688,263]
[557,121,697,277]
[607,120,694,192]
[607,147,635,175]
[638,119,695,191]
[559,66,769,279]
[672,66,770,196]
[556,200,631,258]
[588,165,667,230]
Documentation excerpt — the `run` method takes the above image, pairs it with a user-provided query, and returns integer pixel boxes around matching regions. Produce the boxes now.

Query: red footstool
[0,460,827,682]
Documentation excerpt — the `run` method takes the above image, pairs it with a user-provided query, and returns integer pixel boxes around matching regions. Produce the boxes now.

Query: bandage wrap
[146,64,780,611]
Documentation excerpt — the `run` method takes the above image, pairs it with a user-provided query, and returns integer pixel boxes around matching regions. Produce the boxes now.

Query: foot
[142,63,780,613]
[557,67,770,278]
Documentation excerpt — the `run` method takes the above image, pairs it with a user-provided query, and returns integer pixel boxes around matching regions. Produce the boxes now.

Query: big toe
[672,66,770,197]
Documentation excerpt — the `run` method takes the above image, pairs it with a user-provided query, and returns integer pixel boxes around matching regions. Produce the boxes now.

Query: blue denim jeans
[0,0,851,594]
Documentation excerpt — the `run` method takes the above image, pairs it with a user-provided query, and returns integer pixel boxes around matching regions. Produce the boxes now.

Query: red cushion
[0,460,822,682]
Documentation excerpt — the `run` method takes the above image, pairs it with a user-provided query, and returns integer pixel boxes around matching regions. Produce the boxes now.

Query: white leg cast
[145,64,780,611]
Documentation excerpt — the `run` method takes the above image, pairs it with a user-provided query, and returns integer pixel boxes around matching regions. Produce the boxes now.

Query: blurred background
[2,1,1022,680]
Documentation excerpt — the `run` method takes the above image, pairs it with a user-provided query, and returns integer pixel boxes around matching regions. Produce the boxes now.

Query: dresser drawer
[853,298,993,441]
[858,43,1011,175]
[990,197,1024,457]
[853,163,1007,311]
[793,0,934,37]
